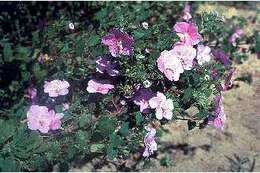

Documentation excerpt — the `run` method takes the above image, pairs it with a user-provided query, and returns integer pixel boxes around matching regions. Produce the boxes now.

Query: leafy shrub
[0,2,256,171]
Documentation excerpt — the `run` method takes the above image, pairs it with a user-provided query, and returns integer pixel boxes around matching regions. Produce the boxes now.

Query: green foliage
[0,1,256,172]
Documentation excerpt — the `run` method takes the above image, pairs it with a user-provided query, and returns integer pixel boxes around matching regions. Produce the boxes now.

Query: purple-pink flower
[173,22,201,46]
[208,95,226,130]
[44,80,70,97]
[229,29,243,46]
[27,105,63,133]
[96,55,119,76]
[212,49,230,67]
[143,127,157,158]
[102,28,134,57]
[133,88,154,113]
[182,2,192,21]
[196,44,211,65]
[149,92,174,120]
[87,79,114,94]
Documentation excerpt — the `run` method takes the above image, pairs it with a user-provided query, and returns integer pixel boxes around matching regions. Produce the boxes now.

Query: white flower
[69,22,75,30]
[143,80,152,88]
[142,22,149,29]
[120,100,126,105]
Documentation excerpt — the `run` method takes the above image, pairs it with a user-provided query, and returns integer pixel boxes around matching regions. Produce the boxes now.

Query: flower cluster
[27,105,63,133]
[26,79,70,134]
[86,28,134,95]
[157,20,211,82]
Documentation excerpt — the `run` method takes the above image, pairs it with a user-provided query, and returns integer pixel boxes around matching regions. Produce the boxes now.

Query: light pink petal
[155,108,163,120]
[149,97,160,109]
[174,22,189,33]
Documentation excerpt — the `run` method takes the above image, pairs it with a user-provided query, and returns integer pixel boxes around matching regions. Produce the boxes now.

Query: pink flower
[172,45,196,70]
[229,29,243,46]
[49,111,63,130]
[44,80,70,97]
[157,49,184,81]
[208,96,226,130]
[87,79,114,94]
[157,45,196,81]
[196,45,211,65]
[173,22,201,46]
[27,105,63,133]
[133,88,154,113]
[102,28,134,57]
[149,92,174,120]
[143,127,157,158]
[25,87,37,102]
[182,2,192,21]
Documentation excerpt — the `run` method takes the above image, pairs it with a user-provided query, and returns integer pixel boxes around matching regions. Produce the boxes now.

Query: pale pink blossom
[49,111,63,130]
[44,80,70,97]
[149,92,174,120]
[173,22,201,46]
[27,105,63,133]
[172,45,196,70]
[157,49,184,81]
[143,127,157,158]
[182,2,192,21]
[87,79,114,94]
[196,45,211,65]
[101,28,134,57]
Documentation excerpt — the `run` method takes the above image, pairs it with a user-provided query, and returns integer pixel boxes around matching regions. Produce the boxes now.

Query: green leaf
[133,30,146,39]
[119,122,129,137]
[78,114,90,128]
[0,157,20,171]
[106,145,118,160]
[33,63,47,82]
[0,119,16,145]
[90,144,105,153]
[15,46,31,62]
[3,43,13,62]
[87,34,100,47]
[95,117,117,137]
[135,112,143,126]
